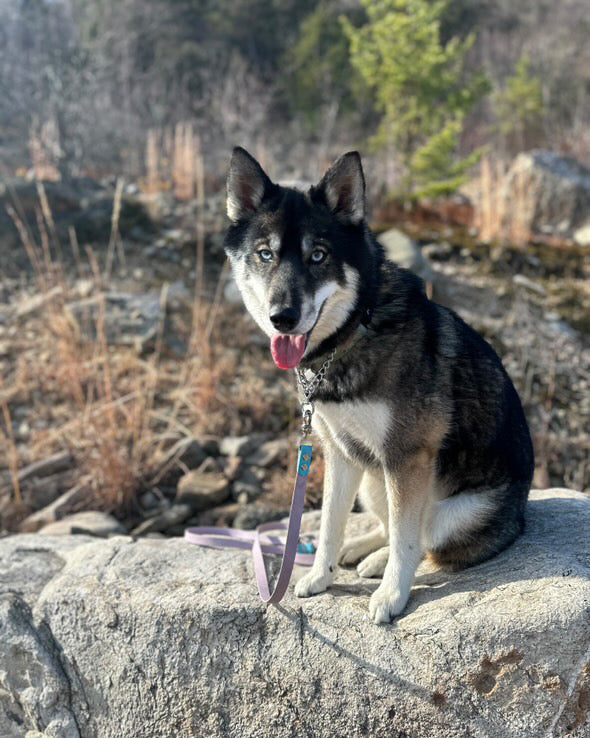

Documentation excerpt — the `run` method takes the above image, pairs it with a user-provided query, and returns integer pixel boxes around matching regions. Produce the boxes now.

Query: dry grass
[28,116,61,182]
[475,155,531,246]
[143,122,204,201]
[0,175,293,527]
[0,273,278,520]
[0,390,22,507]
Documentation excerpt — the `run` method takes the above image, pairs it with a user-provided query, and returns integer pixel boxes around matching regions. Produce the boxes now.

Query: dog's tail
[425,482,529,571]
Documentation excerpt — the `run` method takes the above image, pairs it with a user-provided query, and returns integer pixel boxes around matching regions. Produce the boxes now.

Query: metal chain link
[296,349,336,401]
[295,350,336,437]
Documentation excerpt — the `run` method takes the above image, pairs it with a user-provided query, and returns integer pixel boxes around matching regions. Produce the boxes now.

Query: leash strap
[184,444,314,604]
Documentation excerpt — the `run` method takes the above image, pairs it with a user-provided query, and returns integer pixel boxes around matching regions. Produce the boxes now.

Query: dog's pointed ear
[313,152,365,224]
[226,147,274,222]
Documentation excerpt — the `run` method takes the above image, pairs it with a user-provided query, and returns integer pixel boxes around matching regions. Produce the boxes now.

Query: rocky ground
[1,489,589,738]
[0,172,589,540]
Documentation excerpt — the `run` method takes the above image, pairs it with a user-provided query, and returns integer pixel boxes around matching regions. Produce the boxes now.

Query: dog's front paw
[356,547,389,578]
[368,583,409,624]
[294,568,333,598]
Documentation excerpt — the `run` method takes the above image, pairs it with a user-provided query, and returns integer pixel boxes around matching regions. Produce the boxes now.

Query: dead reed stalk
[5,203,46,290]
[476,155,532,247]
[508,167,531,246]
[104,176,125,279]
[477,155,507,243]
[28,117,61,182]
[68,225,84,279]
[0,390,22,507]
[173,122,197,201]
[145,129,160,194]
[37,180,64,265]
[190,131,207,355]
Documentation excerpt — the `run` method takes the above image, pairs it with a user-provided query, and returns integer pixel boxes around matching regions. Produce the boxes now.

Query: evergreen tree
[495,53,545,153]
[343,0,489,197]
[283,1,363,134]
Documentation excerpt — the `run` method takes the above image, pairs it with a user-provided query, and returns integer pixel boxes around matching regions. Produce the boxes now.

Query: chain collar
[295,349,335,437]
[296,349,335,401]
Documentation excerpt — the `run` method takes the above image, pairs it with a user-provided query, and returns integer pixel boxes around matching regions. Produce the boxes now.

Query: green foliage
[283,2,357,132]
[410,118,484,197]
[495,53,545,151]
[343,0,489,197]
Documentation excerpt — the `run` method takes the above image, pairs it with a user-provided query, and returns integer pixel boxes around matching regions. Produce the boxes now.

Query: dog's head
[224,147,381,369]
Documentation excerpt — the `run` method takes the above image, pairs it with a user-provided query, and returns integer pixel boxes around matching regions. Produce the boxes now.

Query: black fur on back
[312,261,535,568]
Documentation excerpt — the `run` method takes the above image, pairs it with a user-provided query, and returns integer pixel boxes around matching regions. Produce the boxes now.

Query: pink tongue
[270,334,307,369]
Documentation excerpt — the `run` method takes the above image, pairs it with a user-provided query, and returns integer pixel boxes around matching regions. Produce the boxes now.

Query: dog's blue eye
[310,249,326,264]
[258,249,273,262]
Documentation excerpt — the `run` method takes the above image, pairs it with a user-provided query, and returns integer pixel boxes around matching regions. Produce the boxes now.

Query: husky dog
[224,147,534,624]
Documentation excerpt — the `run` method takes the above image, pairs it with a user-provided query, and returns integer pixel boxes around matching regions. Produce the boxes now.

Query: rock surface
[130,503,192,536]
[218,433,271,458]
[377,227,436,283]
[176,469,231,510]
[499,150,590,241]
[1,489,589,738]
[19,483,90,533]
[38,511,125,537]
[0,178,155,276]
[66,292,167,353]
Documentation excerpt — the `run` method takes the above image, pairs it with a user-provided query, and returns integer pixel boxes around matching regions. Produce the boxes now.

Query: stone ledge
[0,489,589,738]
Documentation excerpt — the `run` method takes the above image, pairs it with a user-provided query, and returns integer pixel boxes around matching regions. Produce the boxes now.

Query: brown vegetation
[0,184,301,530]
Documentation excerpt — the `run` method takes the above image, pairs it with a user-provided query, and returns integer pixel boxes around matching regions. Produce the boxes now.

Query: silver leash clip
[301,401,314,437]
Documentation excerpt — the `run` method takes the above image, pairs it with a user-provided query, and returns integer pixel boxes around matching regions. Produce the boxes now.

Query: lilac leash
[184,444,314,604]
[185,347,334,604]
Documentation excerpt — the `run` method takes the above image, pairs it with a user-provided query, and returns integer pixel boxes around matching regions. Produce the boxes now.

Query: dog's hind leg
[339,470,388,566]
[295,441,363,598]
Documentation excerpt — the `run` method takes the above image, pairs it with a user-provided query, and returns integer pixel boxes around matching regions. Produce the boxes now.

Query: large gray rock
[20,483,90,533]
[0,178,154,277]
[176,469,231,511]
[378,228,435,283]
[38,511,125,537]
[500,150,590,242]
[0,489,589,738]
[66,292,163,353]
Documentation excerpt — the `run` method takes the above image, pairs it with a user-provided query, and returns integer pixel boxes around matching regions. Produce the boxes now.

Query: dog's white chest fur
[314,399,390,461]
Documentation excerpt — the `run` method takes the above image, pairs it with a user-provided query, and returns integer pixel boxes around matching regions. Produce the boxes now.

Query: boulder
[573,221,590,247]
[38,511,125,537]
[131,503,192,536]
[219,433,271,458]
[19,483,90,532]
[176,469,230,511]
[19,470,78,513]
[246,438,289,467]
[232,502,288,530]
[231,467,263,502]
[499,151,590,242]
[0,489,589,738]
[0,178,154,276]
[377,228,435,284]
[66,292,164,353]
[153,437,208,484]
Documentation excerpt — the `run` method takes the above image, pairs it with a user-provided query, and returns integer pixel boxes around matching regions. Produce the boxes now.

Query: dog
[223,146,534,624]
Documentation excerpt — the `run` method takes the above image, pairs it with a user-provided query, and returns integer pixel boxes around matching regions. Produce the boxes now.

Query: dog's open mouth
[270,334,308,370]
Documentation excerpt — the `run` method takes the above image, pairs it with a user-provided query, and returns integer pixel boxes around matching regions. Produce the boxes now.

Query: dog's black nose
[270,307,300,332]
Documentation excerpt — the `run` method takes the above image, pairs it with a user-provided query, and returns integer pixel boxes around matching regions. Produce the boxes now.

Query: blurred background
[1,0,589,539]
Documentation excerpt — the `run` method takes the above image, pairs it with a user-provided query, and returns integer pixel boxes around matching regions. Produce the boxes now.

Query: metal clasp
[301,401,314,437]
